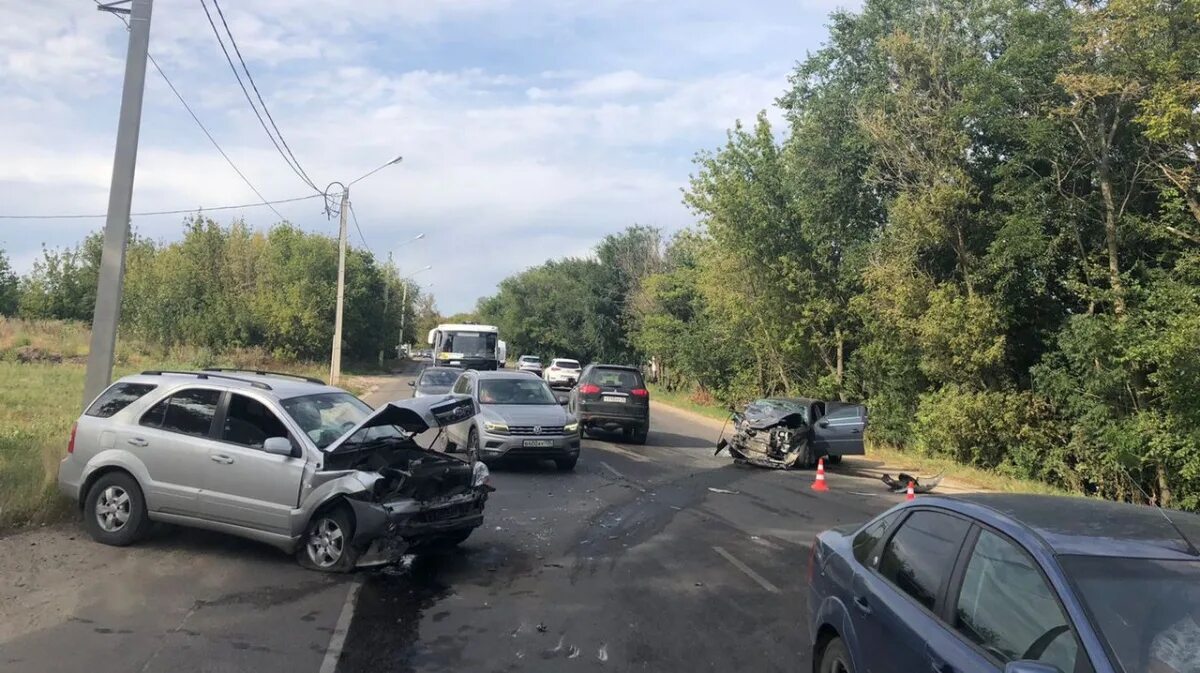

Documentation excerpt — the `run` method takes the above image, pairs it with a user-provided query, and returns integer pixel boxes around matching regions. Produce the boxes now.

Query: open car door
[810,403,867,456]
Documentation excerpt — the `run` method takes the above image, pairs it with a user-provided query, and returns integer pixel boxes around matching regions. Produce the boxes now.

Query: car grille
[413,501,481,524]
[508,425,564,435]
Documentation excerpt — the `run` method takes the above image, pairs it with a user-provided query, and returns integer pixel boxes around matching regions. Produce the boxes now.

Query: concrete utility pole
[329,187,349,385]
[398,264,432,356]
[82,0,154,409]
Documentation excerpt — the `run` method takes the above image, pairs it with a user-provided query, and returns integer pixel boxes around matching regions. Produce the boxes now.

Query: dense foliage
[480,0,1200,508]
[4,217,432,362]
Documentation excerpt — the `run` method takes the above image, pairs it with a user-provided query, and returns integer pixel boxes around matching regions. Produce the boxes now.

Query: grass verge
[648,382,1069,497]
[0,318,377,531]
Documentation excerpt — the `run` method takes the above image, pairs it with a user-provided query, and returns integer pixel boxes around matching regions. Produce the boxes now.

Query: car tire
[467,427,480,460]
[818,637,854,673]
[825,454,843,465]
[632,426,649,445]
[297,505,360,573]
[83,471,151,547]
[555,456,578,472]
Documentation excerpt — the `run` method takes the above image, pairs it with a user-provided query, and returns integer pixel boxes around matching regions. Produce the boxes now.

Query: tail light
[631,388,649,397]
[579,384,601,395]
[67,422,78,454]
[807,538,819,583]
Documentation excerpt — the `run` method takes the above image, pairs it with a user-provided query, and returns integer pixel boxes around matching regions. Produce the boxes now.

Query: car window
[878,510,971,611]
[419,369,459,388]
[140,388,222,438]
[222,394,290,449]
[281,392,375,449]
[853,511,903,566]
[452,375,471,395]
[954,530,1080,672]
[586,368,643,388]
[85,383,157,418]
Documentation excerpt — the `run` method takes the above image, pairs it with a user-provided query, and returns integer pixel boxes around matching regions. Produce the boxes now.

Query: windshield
[758,399,809,416]
[444,331,497,357]
[419,369,459,389]
[1062,556,1200,673]
[282,392,404,449]
[478,378,557,405]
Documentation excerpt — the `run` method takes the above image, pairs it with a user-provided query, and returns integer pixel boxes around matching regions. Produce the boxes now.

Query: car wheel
[298,506,360,573]
[631,426,649,445]
[555,456,578,472]
[818,637,855,673]
[83,472,151,546]
[825,454,843,465]
[467,427,480,460]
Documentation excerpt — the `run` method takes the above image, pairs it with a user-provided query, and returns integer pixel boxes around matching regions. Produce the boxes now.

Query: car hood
[480,404,569,425]
[324,394,476,453]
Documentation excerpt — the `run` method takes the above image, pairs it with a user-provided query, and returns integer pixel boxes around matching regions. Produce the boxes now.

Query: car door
[132,387,223,516]
[811,403,867,456]
[937,527,1091,673]
[851,509,973,673]
[200,392,307,535]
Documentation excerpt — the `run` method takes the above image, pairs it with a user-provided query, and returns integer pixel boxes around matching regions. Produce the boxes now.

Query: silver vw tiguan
[58,369,492,572]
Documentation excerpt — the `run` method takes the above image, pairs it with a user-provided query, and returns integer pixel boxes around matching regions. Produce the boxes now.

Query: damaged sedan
[59,370,492,574]
[715,397,867,470]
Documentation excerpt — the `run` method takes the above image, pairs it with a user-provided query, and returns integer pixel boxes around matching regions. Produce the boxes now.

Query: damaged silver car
[715,397,867,469]
[59,370,492,573]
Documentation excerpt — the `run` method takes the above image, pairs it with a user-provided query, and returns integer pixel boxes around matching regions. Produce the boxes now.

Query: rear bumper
[544,373,578,387]
[57,457,84,502]
[578,406,649,430]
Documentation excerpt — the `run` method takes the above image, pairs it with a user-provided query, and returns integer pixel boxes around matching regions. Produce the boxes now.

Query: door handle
[852,595,872,614]
[926,646,951,673]
[211,454,235,464]
[850,428,862,434]
[127,437,148,447]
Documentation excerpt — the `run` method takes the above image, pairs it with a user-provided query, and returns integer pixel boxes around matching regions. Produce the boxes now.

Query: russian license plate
[523,439,555,448]
[602,395,626,403]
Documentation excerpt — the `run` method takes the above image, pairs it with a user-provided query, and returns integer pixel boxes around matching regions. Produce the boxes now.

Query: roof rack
[202,368,325,385]
[140,370,272,390]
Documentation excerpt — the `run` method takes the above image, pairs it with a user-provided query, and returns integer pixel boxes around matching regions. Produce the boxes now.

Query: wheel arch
[78,463,141,511]
[812,623,841,673]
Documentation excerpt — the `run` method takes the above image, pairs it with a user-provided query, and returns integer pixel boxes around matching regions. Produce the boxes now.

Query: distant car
[409,366,461,398]
[517,355,543,376]
[568,364,649,444]
[445,370,581,471]
[808,494,1200,673]
[716,398,866,469]
[58,370,490,572]
[543,358,581,387]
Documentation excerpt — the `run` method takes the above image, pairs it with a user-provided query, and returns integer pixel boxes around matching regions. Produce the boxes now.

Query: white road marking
[599,461,625,480]
[713,546,781,594]
[592,441,652,463]
[319,579,362,673]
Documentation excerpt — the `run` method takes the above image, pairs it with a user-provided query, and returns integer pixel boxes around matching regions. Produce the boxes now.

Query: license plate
[602,395,626,403]
[523,439,554,448]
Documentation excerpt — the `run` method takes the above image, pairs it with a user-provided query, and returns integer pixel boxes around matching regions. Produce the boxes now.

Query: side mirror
[263,437,293,457]
[818,420,829,428]
[1005,662,1062,673]
[407,380,415,387]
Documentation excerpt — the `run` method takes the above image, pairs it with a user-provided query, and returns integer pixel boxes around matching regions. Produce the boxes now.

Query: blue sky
[0,0,856,313]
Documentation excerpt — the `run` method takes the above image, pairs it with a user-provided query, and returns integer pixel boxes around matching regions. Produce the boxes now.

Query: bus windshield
[444,331,497,357]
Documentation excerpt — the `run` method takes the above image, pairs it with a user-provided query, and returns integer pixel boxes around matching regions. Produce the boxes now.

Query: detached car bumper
[347,488,489,567]
[477,431,580,460]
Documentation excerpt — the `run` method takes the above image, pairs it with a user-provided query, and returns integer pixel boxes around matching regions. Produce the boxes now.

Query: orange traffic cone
[811,457,829,491]
[905,481,916,501]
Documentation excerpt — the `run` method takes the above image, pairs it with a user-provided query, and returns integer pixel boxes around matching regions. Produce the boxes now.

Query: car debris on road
[880,471,943,493]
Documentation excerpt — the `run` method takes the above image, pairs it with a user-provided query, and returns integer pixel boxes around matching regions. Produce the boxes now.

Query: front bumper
[347,489,488,566]
[477,429,581,460]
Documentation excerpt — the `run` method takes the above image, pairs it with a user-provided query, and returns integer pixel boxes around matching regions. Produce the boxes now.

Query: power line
[211,0,318,191]
[348,201,370,249]
[92,0,288,221]
[0,193,324,220]
[199,0,318,193]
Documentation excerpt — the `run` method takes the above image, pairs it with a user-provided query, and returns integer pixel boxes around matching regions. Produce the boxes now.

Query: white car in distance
[543,358,581,388]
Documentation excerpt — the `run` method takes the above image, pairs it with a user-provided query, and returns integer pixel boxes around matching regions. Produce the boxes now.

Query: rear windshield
[1061,556,1200,673]
[85,383,158,418]
[520,356,540,363]
[419,369,459,388]
[585,367,643,388]
[554,360,581,369]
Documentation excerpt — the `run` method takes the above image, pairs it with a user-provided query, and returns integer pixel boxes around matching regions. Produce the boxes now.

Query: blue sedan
[807,494,1200,673]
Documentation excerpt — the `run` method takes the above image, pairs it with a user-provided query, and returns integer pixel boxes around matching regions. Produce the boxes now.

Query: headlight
[472,461,490,487]
[483,420,509,434]
[563,421,579,433]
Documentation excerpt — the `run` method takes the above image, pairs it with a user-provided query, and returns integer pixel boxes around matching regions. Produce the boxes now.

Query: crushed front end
[716,410,811,469]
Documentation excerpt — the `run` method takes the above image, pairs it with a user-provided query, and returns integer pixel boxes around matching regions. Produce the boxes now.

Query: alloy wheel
[94,486,131,532]
[306,518,345,568]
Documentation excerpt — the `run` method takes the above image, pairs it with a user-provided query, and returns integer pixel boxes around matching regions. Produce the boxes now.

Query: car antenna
[1118,464,1199,557]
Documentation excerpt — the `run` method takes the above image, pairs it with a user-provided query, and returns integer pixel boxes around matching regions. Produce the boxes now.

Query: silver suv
[58,369,491,572]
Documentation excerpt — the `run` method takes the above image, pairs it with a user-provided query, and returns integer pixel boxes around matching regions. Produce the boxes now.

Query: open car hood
[323,394,476,453]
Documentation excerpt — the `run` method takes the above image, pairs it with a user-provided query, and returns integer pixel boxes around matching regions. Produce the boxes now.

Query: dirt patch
[12,346,63,364]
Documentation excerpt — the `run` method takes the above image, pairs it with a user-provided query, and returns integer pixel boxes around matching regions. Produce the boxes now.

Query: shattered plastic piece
[598,644,609,662]
[708,487,740,495]
[568,646,581,659]
[880,472,943,493]
[536,622,548,633]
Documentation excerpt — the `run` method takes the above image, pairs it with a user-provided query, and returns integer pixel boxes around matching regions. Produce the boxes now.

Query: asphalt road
[0,368,907,673]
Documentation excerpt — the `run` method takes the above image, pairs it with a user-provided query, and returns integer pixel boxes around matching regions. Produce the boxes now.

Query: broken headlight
[472,461,490,487]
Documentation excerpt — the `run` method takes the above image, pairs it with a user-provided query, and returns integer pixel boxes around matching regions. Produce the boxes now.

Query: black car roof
[943,493,1200,559]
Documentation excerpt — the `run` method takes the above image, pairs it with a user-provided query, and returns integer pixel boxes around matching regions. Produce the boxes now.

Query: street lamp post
[398,265,432,357]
